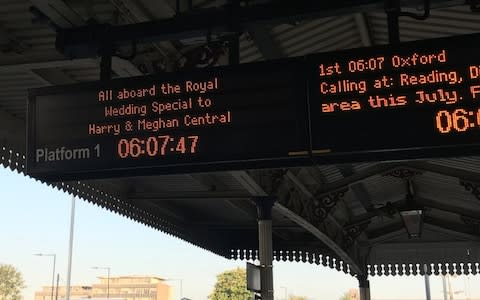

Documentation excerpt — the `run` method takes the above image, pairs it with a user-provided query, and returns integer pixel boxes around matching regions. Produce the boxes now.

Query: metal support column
[100,56,112,81]
[227,0,240,65]
[99,29,113,81]
[228,34,240,65]
[359,275,371,300]
[55,274,59,300]
[385,0,400,44]
[255,197,275,300]
[424,265,431,300]
[65,196,76,300]
[442,275,448,300]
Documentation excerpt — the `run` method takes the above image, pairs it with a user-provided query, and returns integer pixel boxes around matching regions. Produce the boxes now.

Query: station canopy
[2,0,480,278]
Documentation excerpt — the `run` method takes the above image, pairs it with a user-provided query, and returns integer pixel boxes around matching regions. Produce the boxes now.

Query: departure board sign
[27,60,309,181]
[27,33,480,181]
[308,33,480,162]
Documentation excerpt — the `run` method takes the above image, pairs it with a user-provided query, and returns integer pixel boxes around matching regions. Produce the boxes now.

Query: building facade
[92,276,172,300]
[34,286,93,300]
[34,276,172,300]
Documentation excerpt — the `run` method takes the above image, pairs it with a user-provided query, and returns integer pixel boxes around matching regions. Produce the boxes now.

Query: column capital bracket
[254,196,276,220]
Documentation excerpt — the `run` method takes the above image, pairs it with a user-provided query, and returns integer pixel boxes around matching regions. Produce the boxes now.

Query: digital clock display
[435,108,480,133]
[27,59,309,181]
[308,33,480,162]
[116,135,199,157]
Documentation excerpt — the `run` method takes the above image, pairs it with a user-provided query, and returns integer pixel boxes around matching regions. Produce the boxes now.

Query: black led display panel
[27,60,310,181]
[27,33,480,181]
[308,33,480,162]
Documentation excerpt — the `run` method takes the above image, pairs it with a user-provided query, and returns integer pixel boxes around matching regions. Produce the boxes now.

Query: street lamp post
[92,267,110,298]
[34,253,56,300]
[280,286,288,300]
[165,278,183,300]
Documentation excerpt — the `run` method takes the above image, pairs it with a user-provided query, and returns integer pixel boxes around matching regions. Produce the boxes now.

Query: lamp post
[92,267,110,298]
[164,278,183,300]
[34,253,56,300]
[66,195,76,300]
[280,286,288,300]
[424,264,431,300]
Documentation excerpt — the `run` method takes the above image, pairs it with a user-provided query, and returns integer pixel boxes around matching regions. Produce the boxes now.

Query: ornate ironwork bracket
[460,180,480,201]
[256,169,288,195]
[280,187,348,231]
[312,188,348,223]
[343,220,371,249]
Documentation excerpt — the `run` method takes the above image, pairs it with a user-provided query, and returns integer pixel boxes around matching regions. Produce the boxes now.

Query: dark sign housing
[27,60,309,181]
[308,33,480,162]
[27,33,480,181]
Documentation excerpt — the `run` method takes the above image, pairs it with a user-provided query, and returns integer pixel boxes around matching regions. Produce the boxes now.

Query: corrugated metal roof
[211,172,251,191]
[427,157,480,175]
[2,0,480,274]
[361,174,406,204]
[62,65,101,82]
[194,0,226,9]
[136,174,209,192]
[272,15,363,57]
[0,0,56,53]
[343,188,369,215]
[239,33,263,63]
[316,165,345,184]
[367,6,480,44]
[415,172,477,205]
[0,72,43,117]
[352,162,379,173]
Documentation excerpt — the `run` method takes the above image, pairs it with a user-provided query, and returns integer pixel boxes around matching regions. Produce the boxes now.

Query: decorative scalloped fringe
[230,249,480,277]
[0,146,187,242]
[6,144,479,270]
[366,262,480,276]
[230,249,353,275]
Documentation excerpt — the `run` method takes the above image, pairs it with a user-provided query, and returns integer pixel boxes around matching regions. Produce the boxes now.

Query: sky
[1,166,480,300]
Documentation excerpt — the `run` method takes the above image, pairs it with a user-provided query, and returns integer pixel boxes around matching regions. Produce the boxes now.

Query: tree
[208,268,253,300]
[0,264,25,300]
[339,288,358,300]
[339,291,350,300]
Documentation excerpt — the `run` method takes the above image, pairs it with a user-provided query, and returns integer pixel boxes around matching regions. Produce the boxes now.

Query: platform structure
[2,1,480,299]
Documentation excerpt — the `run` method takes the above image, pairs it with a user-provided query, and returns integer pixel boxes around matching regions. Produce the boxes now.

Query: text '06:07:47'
[117,135,199,158]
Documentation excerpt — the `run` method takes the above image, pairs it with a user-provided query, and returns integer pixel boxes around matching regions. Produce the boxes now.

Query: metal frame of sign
[27,58,311,181]
[26,33,480,181]
[307,33,480,164]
